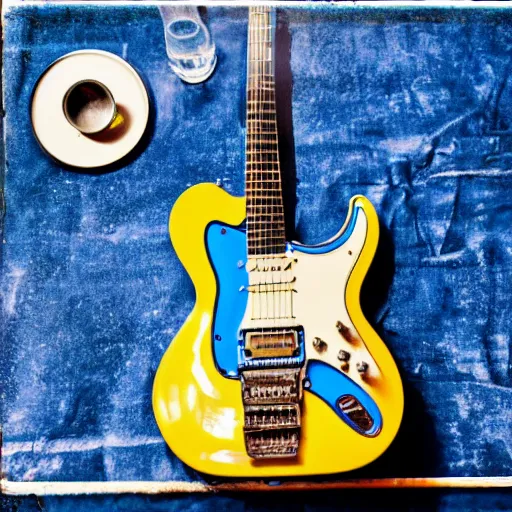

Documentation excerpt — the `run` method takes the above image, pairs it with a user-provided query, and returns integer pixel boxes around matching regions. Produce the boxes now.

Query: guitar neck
[245,7,286,258]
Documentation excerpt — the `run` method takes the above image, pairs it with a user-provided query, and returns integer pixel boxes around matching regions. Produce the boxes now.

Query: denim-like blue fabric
[1,4,511,484]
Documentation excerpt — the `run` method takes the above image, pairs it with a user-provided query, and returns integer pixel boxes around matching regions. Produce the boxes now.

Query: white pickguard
[240,208,379,381]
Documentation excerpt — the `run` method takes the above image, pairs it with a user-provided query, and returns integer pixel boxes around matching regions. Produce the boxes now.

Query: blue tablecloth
[1,3,511,485]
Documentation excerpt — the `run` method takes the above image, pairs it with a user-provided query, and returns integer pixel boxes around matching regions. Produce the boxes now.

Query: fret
[246,182,282,189]
[247,101,275,106]
[246,167,279,172]
[246,117,276,122]
[247,92,275,99]
[247,201,283,207]
[246,147,279,151]
[246,197,282,202]
[246,146,279,151]
[246,176,282,183]
[247,244,286,250]
[246,186,283,192]
[246,159,279,164]
[247,204,283,211]
[248,241,286,250]
[247,199,283,207]
[247,232,285,239]
[246,157,279,162]
[246,205,283,212]
[245,167,280,172]
[246,204,283,210]
[247,108,276,112]
[245,127,277,132]
[246,180,282,184]
[247,105,275,110]
[246,173,281,178]
[246,211,284,218]
[246,192,283,198]
[247,101,276,107]
[249,58,272,64]
[246,136,278,141]
[247,100,276,106]
[246,210,284,215]
[248,235,286,242]
[246,213,282,218]
[247,218,285,224]
[246,151,279,155]
[246,189,281,196]
[246,124,277,130]
[247,223,284,229]
[247,124,277,131]
[246,149,279,155]
[246,148,278,155]
[246,165,279,170]
[247,84,275,89]
[245,137,278,144]
[247,84,275,91]
[245,166,279,172]
[246,209,284,215]
[247,86,275,92]
[246,177,281,183]
[246,152,279,157]
[247,222,284,229]
[246,177,280,183]
[246,194,284,200]
[247,188,281,193]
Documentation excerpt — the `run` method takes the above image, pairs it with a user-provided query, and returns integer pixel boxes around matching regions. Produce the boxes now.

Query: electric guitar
[153,7,404,477]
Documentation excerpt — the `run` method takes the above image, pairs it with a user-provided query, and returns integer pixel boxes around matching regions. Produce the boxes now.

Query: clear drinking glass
[159,6,217,84]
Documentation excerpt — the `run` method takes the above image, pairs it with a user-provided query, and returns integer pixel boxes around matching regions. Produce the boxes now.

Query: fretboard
[245,7,286,258]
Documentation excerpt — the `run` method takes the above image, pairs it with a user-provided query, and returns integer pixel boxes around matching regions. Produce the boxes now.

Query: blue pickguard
[206,222,249,378]
[306,360,382,436]
[206,205,382,436]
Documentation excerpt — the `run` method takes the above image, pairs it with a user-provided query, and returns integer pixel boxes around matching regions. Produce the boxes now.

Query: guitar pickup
[244,329,298,358]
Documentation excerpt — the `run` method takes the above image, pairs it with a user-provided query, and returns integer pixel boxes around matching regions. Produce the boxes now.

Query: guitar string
[262,10,270,324]
[249,9,256,322]
[267,8,282,325]
[267,9,277,325]
[256,7,264,323]
[255,8,262,322]
[255,7,264,322]
[266,7,281,323]
[268,10,279,326]
[264,9,274,323]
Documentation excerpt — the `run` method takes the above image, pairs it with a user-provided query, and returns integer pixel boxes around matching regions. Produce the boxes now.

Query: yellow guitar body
[153,183,404,477]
